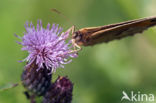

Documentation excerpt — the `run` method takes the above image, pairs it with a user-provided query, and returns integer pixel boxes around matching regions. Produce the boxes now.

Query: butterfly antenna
[51,8,79,30]
[51,9,82,52]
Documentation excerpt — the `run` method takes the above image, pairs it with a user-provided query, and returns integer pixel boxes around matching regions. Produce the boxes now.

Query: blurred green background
[0,0,156,103]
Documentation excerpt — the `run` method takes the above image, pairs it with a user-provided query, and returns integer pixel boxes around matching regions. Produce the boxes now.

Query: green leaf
[0,82,21,92]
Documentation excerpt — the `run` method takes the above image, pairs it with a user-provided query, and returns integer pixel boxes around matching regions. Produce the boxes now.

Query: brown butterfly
[70,16,156,50]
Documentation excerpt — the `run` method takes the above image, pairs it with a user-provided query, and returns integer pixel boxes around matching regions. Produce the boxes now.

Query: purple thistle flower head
[16,20,77,73]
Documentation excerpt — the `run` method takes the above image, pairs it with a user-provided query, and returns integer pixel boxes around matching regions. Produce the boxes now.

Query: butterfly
[70,16,156,51]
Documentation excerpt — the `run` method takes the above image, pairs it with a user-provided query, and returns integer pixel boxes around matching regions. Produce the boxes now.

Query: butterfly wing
[83,17,156,46]
[79,17,152,33]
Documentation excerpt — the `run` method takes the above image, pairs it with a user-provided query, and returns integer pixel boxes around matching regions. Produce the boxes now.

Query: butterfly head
[72,31,84,46]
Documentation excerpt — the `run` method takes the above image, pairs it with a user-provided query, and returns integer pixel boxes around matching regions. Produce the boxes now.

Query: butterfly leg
[67,26,82,53]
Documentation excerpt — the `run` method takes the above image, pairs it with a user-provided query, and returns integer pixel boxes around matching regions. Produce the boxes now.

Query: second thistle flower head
[16,20,77,73]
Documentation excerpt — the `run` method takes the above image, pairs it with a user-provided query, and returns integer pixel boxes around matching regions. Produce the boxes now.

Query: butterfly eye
[74,32,83,42]
[72,32,78,38]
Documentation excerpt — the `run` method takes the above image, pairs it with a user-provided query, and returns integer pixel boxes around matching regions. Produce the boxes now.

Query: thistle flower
[43,76,73,103]
[16,20,77,73]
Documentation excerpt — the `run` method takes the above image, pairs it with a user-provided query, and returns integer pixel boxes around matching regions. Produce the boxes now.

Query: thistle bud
[43,76,73,103]
[21,63,52,96]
